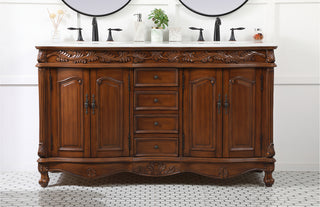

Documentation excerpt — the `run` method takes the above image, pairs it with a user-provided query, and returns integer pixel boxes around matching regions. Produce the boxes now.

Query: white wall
[0,0,319,172]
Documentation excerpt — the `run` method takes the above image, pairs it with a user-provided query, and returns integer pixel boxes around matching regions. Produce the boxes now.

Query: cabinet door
[183,69,222,157]
[91,69,130,157]
[51,69,91,158]
[223,69,262,158]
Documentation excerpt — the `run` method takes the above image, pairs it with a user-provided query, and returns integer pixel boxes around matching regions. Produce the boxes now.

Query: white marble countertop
[36,41,277,48]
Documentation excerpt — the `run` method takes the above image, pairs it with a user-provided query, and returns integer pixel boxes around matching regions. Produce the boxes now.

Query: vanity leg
[38,163,49,187]
[264,165,275,187]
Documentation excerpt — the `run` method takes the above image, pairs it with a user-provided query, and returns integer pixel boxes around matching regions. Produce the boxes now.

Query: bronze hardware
[217,94,221,114]
[154,98,159,103]
[154,121,159,126]
[154,145,159,149]
[224,94,229,114]
[91,94,96,115]
[154,75,159,80]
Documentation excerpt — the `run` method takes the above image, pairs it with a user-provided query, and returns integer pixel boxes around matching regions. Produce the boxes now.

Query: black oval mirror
[179,0,248,17]
[62,0,131,17]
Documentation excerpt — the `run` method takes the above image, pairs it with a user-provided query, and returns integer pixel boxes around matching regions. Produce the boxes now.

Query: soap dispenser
[133,13,145,42]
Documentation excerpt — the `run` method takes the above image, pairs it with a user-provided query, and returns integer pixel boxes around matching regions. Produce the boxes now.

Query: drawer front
[134,91,179,111]
[134,69,178,87]
[134,115,178,134]
[134,138,178,157]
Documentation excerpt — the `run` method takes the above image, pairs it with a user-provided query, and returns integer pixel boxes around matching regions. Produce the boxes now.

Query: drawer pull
[154,75,159,80]
[153,98,159,103]
[154,145,159,149]
[91,94,96,115]
[154,121,159,126]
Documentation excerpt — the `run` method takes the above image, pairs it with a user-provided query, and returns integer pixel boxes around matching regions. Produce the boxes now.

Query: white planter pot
[151,28,164,42]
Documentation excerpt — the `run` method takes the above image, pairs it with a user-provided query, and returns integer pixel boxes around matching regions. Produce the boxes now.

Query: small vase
[52,28,61,42]
[253,28,264,43]
[151,27,164,42]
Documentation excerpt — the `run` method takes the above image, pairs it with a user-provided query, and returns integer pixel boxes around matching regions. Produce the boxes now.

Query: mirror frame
[61,0,132,17]
[179,0,248,17]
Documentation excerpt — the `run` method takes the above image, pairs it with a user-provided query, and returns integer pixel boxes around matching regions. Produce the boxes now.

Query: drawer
[134,115,178,134]
[134,69,178,87]
[134,138,178,157]
[134,91,179,111]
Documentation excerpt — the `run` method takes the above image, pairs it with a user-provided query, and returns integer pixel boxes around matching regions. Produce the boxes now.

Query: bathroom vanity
[36,42,276,187]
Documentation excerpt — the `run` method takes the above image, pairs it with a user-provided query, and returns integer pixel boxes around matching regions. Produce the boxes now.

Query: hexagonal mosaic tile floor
[0,171,319,207]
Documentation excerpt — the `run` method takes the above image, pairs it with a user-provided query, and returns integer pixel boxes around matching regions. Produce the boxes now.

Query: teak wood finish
[36,46,276,187]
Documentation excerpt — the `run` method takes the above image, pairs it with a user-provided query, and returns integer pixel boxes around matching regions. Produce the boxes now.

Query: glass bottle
[253,28,264,43]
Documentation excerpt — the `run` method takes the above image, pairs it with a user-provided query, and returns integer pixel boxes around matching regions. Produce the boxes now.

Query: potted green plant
[148,8,169,42]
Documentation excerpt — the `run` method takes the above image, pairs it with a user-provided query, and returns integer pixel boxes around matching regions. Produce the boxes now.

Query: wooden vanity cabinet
[90,69,130,158]
[37,46,276,187]
[49,69,130,158]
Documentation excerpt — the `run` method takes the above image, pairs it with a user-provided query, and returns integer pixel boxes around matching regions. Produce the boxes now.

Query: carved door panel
[183,69,223,157]
[223,69,262,158]
[91,69,130,157]
[51,69,91,158]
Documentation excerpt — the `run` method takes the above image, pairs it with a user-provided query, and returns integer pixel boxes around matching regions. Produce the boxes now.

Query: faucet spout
[214,17,221,41]
[92,17,99,41]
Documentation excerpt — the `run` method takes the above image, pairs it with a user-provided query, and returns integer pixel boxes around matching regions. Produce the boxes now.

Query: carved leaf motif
[98,52,131,63]
[239,51,266,62]
[150,51,180,62]
[166,51,180,62]
[87,168,96,178]
[37,50,47,63]
[181,50,266,64]
[54,50,98,63]
[133,162,178,176]
[213,52,232,63]
[151,51,163,62]
[266,50,275,63]
[182,52,196,63]
[41,49,272,64]
[133,52,148,63]
[97,52,116,63]
[118,52,131,63]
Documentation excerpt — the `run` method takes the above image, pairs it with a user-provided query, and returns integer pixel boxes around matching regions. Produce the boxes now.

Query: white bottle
[134,13,145,42]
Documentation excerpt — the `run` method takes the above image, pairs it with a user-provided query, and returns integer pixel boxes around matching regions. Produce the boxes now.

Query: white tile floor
[0,171,319,207]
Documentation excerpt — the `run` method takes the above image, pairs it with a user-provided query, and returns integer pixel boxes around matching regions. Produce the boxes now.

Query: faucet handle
[68,27,84,41]
[229,27,245,41]
[189,27,205,42]
[107,28,123,42]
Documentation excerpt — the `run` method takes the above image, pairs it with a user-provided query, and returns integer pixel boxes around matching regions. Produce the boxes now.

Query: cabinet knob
[154,145,159,149]
[154,98,159,103]
[154,75,159,80]
[154,121,159,126]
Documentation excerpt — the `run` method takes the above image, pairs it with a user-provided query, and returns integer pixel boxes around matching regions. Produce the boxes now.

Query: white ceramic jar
[151,27,164,42]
